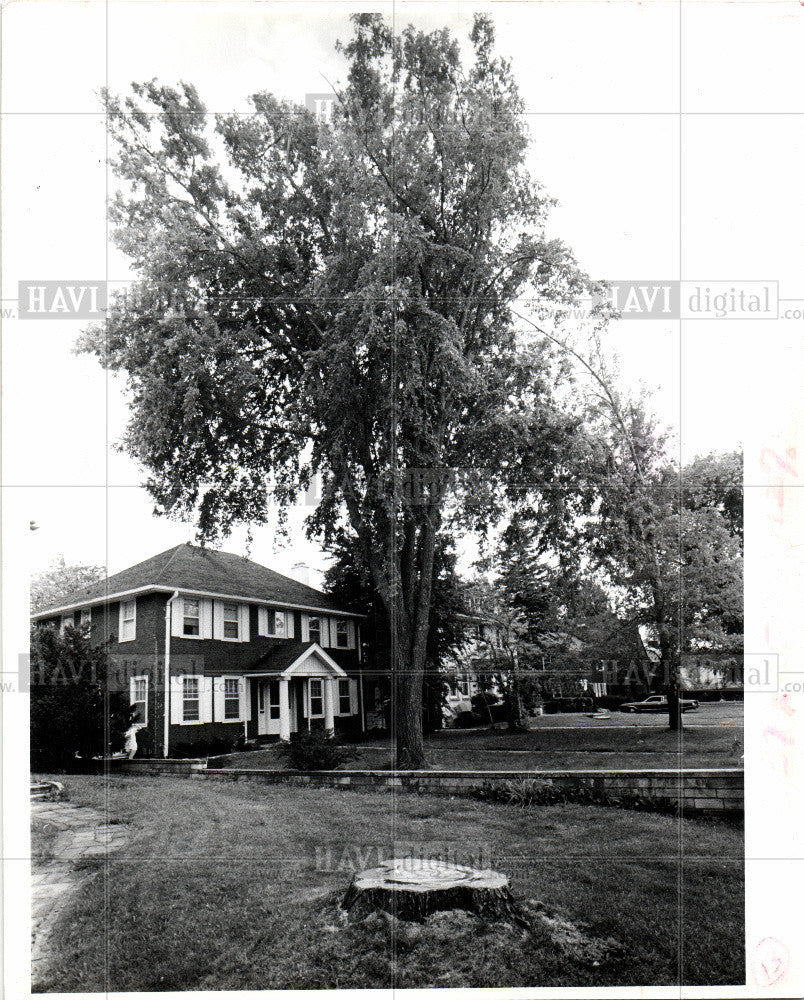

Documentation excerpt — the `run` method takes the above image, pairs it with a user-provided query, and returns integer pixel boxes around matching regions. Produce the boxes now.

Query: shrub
[472,777,681,817]
[276,730,358,771]
[30,625,134,771]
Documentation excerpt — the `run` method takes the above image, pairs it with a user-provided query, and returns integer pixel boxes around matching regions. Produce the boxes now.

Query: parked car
[619,694,699,713]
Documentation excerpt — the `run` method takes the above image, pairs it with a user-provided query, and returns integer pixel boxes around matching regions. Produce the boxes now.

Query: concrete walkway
[31,801,129,987]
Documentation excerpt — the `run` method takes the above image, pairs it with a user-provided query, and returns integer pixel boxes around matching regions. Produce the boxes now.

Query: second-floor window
[80,608,92,629]
[183,599,200,637]
[308,616,321,644]
[120,601,136,642]
[60,614,74,634]
[222,603,239,640]
[335,619,349,648]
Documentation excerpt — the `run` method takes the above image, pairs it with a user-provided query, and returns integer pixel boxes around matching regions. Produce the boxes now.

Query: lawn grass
[34,775,744,990]
[214,720,743,771]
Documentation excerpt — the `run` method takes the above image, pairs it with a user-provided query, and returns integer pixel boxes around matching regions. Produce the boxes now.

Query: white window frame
[223,677,240,720]
[222,602,240,642]
[307,615,322,646]
[338,678,351,715]
[119,600,136,642]
[130,674,148,727]
[334,619,349,649]
[182,597,202,638]
[182,676,201,723]
[60,614,74,635]
[308,678,324,718]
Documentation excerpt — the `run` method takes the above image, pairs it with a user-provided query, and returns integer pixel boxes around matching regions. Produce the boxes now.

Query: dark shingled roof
[32,543,357,617]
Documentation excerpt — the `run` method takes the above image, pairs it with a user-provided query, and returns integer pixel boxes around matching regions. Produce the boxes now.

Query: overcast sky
[3,0,804,584]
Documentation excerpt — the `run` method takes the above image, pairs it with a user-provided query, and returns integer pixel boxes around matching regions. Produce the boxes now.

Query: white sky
[3,0,804,582]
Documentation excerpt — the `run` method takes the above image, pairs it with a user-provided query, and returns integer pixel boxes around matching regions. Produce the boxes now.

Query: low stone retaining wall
[115,758,207,775]
[116,761,743,816]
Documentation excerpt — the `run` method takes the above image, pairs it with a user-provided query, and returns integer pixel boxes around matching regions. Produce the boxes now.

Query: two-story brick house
[31,543,366,756]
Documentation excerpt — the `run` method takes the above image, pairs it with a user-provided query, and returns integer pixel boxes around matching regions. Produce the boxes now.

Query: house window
[120,600,136,642]
[308,616,321,644]
[335,620,349,648]
[309,678,323,717]
[131,676,148,725]
[60,614,74,634]
[222,602,239,640]
[223,678,240,720]
[80,608,92,629]
[338,679,351,714]
[274,611,286,636]
[269,680,280,719]
[182,677,200,722]
[183,598,200,637]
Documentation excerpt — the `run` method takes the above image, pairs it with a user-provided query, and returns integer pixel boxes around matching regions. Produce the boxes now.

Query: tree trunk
[395,667,427,768]
[342,859,527,926]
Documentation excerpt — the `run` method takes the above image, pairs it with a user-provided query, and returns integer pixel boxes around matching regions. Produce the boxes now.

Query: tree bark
[342,859,526,926]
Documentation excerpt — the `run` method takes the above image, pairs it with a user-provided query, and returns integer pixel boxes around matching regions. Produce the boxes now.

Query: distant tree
[31,557,106,613]
[80,14,592,765]
[30,625,134,771]
[587,404,743,729]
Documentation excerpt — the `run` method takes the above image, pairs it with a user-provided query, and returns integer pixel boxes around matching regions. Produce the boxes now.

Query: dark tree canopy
[81,14,598,764]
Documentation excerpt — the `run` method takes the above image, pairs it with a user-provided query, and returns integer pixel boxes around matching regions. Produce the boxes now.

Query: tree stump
[342,858,527,925]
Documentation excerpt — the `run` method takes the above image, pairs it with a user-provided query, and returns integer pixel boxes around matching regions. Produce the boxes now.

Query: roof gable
[32,543,357,618]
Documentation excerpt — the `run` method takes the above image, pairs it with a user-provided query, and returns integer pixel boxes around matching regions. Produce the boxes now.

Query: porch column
[278,676,291,741]
[324,676,336,734]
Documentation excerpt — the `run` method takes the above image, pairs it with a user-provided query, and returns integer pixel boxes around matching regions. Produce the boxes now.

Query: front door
[257,680,283,736]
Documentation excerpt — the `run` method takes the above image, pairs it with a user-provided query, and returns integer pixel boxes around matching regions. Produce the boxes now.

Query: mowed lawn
[216,703,744,771]
[34,775,744,991]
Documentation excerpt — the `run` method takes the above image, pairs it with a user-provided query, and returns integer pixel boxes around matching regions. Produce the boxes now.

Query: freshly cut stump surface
[342,858,527,925]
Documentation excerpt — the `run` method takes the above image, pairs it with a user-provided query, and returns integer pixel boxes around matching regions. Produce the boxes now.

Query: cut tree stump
[342,858,528,926]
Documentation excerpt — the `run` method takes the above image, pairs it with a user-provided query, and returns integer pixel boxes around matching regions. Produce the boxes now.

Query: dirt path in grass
[31,801,130,988]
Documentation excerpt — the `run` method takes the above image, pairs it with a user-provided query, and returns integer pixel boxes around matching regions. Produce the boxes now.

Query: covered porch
[249,643,351,740]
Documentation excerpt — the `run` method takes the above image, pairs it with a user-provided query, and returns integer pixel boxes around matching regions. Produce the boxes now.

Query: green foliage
[31,557,106,613]
[30,625,134,771]
[473,777,681,817]
[276,730,358,771]
[80,14,598,765]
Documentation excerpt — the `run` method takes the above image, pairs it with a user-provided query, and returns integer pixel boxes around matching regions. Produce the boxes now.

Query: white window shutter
[171,599,183,638]
[201,599,213,639]
[118,602,125,638]
[212,601,224,639]
[201,676,214,723]
[258,606,269,636]
[301,613,309,642]
[242,677,250,720]
[170,675,185,724]
[129,675,137,706]
[239,605,250,642]
[347,620,356,650]
[285,611,294,639]
[321,617,331,648]
[349,679,359,715]
[212,676,224,721]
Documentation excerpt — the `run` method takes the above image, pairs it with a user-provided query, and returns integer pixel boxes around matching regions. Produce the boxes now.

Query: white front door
[257,680,284,736]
